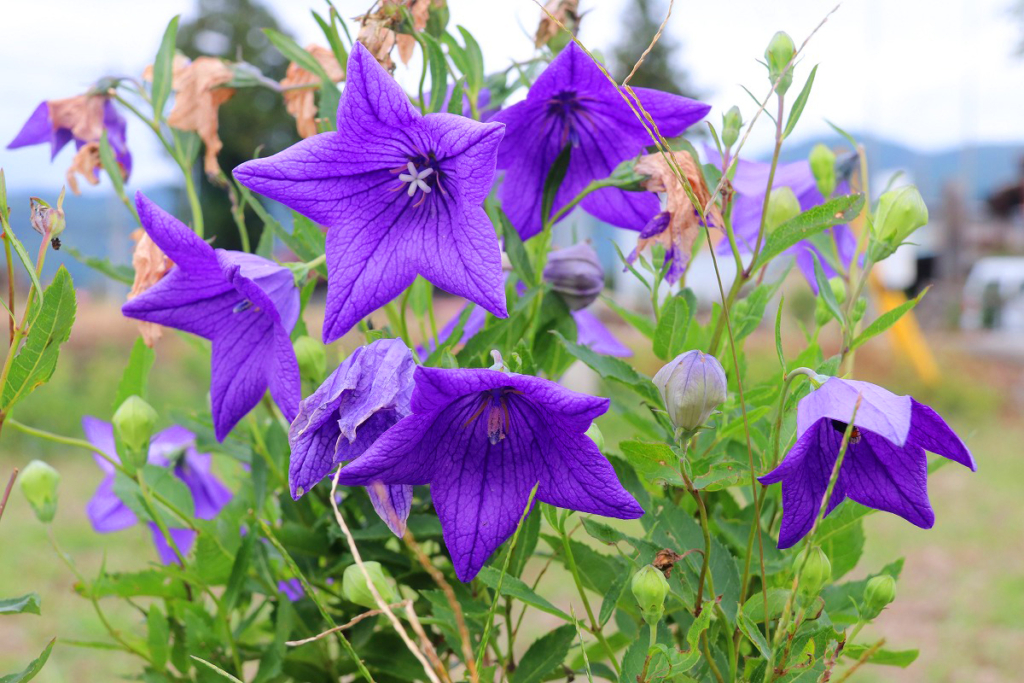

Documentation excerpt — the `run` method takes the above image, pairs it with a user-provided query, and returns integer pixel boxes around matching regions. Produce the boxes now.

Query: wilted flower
[289,338,416,536]
[631,150,722,283]
[127,228,173,347]
[280,44,345,138]
[355,0,436,70]
[165,57,235,176]
[492,42,709,240]
[121,193,301,440]
[534,0,580,49]
[19,460,60,524]
[653,350,728,433]
[758,377,976,549]
[28,195,66,240]
[543,242,604,311]
[83,417,232,564]
[234,44,507,343]
[336,366,643,581]
[8,92,131,193]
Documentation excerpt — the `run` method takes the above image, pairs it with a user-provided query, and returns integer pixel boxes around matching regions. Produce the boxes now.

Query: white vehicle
[961,257,1024,331]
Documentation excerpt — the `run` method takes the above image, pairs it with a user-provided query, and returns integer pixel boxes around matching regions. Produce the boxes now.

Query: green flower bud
[585,423,604,451]
[814,278,846,327]
[113,395,158,469]
[765,31,796,96]
[873,185,928,245]
[851,297,867,324]
[864,574,896,614]
[631,564,669,625]
[765,187,801,233]
[721,106,742,148]
[809,144,837,198]
[797,546,831,597]
[342,561,398,609]
[19,460,60,523]
[653,350,728,434]
[294,336,326,384]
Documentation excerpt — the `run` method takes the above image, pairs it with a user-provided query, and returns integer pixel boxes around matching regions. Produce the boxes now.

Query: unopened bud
[797,546,831,597]
[851,297,867,324]
[873,186,928,245]
[342,561,397,609]
[19,460,60,523]
[113,395,157,469]
[765,187,801,233]
[654,350,727,434]
[722,106,742,148]
[294,336,326,384]
[29,192,66,239]
[864,574,896,613]
[631,564,669,625]
[809,144,837,198]
[585,423,604,451]
[765,31,796,96]
[543,242,604,311]
[814,278,846,327]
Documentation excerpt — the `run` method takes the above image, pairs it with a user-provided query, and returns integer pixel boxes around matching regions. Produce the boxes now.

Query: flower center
[463,387,523,445]
[546,91,596,148]
[394,152,444,206]
[829,419,863,444]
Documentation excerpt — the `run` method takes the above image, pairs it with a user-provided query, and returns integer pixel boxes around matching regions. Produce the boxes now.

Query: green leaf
[476,566,570,621]
[812,253,844,325]
[617,636,647,683]
[0,638,55,683]
[850,288,927,351]
[619,440,684,487]
[456,26,484,94]
[79,569,187,600]
[98,132,138,222]
[447,78,466,114]
[750,193,864,271]
[147,606,170,671]
[775,296,786,370]
[511,625,576,683]
[0,593,40,616]
[782,65,817,139]
[113,465,194,528]
[552,332,661,405]
[541,145,572,227]
[653,293,692,360]
[494,207,535,285]
[421,33,448,114]
[826,119,859,149]
[598,571,628,626]
[264,29,330,82]
[1,266,76,412]
[3,225,44,321]
[738,613,771,659]
[819,516,864,581]
[64,247,134,285]
[191,656,243,682]
[602,295,655,339]
[253,599,293,683]
[311,9,348,69]
[842,645,919,668]
[151,16,180,120]
[113,337,155,411]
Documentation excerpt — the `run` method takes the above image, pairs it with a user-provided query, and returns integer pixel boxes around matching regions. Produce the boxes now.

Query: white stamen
[397,163,436,202]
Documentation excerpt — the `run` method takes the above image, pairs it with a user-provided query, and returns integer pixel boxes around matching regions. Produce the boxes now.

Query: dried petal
[280,44,345,138]
[65,142,103,195]
[48,95,107,144]
[165,57,236,176]
[357,16,397,71]
[535,0,579,48]
[127,228,174,347]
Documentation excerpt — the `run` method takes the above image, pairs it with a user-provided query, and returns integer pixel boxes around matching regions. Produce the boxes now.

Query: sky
[0,0,1022,191]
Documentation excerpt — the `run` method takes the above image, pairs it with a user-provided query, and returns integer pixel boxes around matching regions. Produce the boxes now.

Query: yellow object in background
[868,277,940,386]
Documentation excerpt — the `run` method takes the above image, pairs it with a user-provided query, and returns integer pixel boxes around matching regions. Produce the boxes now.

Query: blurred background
[1,0,1023,681]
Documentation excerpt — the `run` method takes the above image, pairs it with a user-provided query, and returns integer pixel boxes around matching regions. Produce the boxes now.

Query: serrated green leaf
[850,288,927,351]
[476,566,570,621]
[1,266,76,412]
[552,332,661,405]
[112,465,194,528]
[0,593,40,616]
[783,65,817,139]
[511,625,576,683]
[64,246,134,285]
[654,293,691,360]
[842,645,918,668]
[147,606,170,671]
[619,440,684,487]
[751,194,864,271]
[151,16,180,121]
[0,638,54,683]
[77,569,188,600]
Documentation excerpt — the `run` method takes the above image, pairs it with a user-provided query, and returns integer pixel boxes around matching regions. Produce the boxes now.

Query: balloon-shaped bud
[631,564,669,625]
[653,350,728,434]
[765,187,801,233]
[874,185,928,245]
[864,574,897,614]
[113,395,157,470]
[342,561,398,609]
[809,144,837,198]
[797,546,832,597]
[722,106,742,148]
[765,31,796,95]
[585,423,604,451]
[19,460,60,523]
[294,336,326,384]
[543,242,604,311]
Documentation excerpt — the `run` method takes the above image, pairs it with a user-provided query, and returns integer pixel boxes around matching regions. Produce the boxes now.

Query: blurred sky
[0,0,1022,191]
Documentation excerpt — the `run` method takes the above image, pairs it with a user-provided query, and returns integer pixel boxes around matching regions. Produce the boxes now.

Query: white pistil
[398,162,434,198]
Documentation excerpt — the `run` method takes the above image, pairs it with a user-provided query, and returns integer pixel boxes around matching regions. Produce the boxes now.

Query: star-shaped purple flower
[336,366,643,581]
[289,338,416,536]
[233,43,508,343]
[121,192,301,440]
[8,94,132,178]
[758,377,975,549]
[83,416,232,564]
[491,42,709,240]
[707,148,856,293]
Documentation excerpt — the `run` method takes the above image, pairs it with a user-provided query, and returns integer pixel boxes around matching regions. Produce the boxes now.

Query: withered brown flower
[127,228,173,347]
[535,0,579,48]
[164,57,236,177]
[280,44,345,139]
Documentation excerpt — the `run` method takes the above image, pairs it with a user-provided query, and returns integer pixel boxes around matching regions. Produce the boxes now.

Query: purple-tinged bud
[113,395,158,471]
[809,144,837,198]
[765,31,796,96]
[765,187,801,233]
[797,546,831,597]
[342,561,398,609]
[543,242,604,311]
[864,574,896,614]
[653,350,728,434]
[722,106,742,148]
[19,460,60,523]
[631,564,669,625]
[29,188,66,240]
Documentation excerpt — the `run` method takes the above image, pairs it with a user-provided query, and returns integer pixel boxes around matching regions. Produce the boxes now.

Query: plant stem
[0,468,17,525]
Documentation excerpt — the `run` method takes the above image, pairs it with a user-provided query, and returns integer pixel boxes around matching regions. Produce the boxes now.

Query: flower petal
[7,102,56,153]
[87,477,137,533]
[148,524,196,565]
[134,192,220,274]
[335,412,443,486]
[843,433,934,528]
[908,400,975,470]
[82,416,118,473]
[573,309,631,357]
[797,377,912,447]
[175,451,233,520]
[366,482,413,537]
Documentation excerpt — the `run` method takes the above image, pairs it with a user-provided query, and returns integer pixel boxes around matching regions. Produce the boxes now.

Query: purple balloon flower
[233,43,508,343]
[491,42,710,240]
[758,377,975,549]
[8,95,132,178]
[707,148,856,293]
[83,417,232,564]
[278,578,305,602]
[121,193,301,440]
[336,366,643,581]
[289,338,416,536]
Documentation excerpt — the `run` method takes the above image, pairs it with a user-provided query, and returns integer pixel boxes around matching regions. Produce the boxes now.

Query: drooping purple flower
[289,338,416,536]
[83,417,232,564]
[233,43,508,343]
[336,366,643,581]
[121,192,301,440]
[8,93,132,179]
[278,578,305,602]
[707,148,856,292]
[491,42,709,240]
[758,378,975,549]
